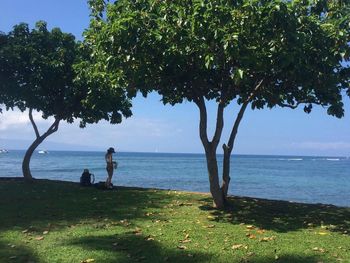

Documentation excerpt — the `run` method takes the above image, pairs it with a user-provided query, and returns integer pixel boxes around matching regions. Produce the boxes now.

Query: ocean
[0,150,349,207]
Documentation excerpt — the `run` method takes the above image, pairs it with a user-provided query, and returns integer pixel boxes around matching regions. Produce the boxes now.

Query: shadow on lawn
[67,234,326,263]
[0,240,39,263]
[0,179,175,231]
[200,196,350,234]
[68,233,211,263]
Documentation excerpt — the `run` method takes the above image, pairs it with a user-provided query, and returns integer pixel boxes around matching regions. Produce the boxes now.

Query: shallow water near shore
[0,150,349,207]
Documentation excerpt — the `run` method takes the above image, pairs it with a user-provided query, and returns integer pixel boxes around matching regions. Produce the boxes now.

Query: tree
[85,0,350,208]
[0,21,132,181]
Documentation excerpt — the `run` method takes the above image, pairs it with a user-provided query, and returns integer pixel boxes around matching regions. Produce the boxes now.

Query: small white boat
[0,149,9,153]
[38,150,48,154]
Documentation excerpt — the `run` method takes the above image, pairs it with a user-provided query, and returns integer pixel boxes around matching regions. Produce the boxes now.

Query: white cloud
[0,109,53,130]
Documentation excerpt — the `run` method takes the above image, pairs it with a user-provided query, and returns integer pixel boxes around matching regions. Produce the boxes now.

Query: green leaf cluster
[0,21,132,126]
[86,0,350,116]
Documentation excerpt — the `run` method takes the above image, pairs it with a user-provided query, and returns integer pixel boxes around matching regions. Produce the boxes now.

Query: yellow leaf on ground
[246,233,256,239]
[231,244,248,250]
[312,247,326,253]
[318,232,328,235]
[246,225,255,230]
[259,236,276,242]
[81,259,95,263]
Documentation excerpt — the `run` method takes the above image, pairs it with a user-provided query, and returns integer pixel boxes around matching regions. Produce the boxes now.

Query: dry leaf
[177,245,187,250]
[246,225,255,230]
[232,244,248,250]
[206,224,215,228]
[246,233,256,239]
[259,236,276,242]
[207,215,215,220]
[43,231,49,235]
[35,236,44,241]
[312,247,326,253]
[256,229,266,234]
[81,259,95,263]
[22,229,29,233]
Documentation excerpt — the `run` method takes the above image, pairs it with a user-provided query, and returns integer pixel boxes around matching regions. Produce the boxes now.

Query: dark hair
[107,147,115,153]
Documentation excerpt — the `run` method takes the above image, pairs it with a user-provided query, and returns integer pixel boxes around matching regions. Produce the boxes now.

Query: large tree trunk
[22,109,60,181]
[22,137,45,181]
[195,96,225,209]
[205,146,225,209]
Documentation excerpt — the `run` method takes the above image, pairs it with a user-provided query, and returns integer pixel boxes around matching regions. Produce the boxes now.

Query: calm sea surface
[0,150,349,207]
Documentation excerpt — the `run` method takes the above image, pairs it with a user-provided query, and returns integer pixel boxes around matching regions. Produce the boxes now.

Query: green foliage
[86,0,350,117]
[0,21,132,126]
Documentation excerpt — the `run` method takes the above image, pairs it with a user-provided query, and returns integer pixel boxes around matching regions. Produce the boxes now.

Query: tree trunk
[22,137,45,181]
[221,144,231,203]
[205,147,225,209]
[22,109,60,181]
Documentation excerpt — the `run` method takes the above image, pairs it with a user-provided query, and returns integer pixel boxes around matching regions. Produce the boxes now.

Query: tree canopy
[0,21,132,179]
[85,0,350,208]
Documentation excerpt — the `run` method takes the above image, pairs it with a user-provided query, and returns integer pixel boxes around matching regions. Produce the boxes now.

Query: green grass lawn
[0,179,349,263]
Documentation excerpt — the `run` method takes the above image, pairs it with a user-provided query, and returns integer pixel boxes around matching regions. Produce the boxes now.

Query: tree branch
[211,102,224,148]
[226,79,265,153]
[194,96,210,148]
[29,108,40,139]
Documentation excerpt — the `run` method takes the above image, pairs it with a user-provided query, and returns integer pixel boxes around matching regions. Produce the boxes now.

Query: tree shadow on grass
[0,179,175,232]
[68,233,211,263]
[199,196,350,234]
[0,240,39,263]
[67,234,327,263]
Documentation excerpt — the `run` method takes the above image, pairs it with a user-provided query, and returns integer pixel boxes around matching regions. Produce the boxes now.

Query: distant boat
[38,150,48,154]
[0,149,9,153]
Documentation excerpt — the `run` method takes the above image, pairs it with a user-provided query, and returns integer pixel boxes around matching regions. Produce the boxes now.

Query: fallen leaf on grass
[205,224,215,228]
[43,231,49,235]
[35,236,44,241]
[318,232,328,235]
[81,259,95,263]
[177,245,187,250]
[312,247,326,253]
[259,236,276,242]
[246,225,255,230]
[232,244,248,250]
[22,229,29,233]
[246,233,256,239]
[256,229,266,234]
[207,215,215,220]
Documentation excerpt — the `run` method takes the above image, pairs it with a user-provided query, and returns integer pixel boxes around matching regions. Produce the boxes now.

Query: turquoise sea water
[0,150,349,207]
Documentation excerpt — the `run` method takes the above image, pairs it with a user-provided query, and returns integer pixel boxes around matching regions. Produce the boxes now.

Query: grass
[0,179,349,263]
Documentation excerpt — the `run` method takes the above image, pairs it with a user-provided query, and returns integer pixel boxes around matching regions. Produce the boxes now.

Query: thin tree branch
[211,102,224,148]
[194,96,210,148]
[226,78,265,152]
[29,108,40,139]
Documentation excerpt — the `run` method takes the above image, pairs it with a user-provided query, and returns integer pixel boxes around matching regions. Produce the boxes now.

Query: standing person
[105,147,116,189]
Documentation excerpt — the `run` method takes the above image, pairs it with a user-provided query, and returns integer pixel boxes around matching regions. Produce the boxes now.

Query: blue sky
[1,0,350,156]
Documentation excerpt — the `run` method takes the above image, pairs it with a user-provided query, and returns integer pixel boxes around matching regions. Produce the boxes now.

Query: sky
[1,0,350,156]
